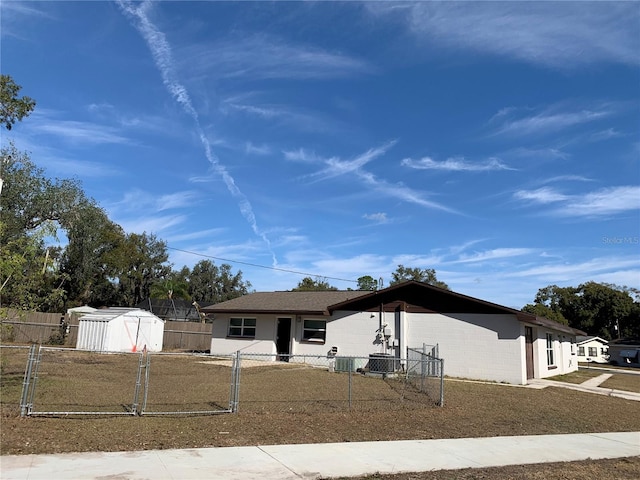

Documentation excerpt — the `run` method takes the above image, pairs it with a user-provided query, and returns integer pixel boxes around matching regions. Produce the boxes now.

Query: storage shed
[76,308,164,353]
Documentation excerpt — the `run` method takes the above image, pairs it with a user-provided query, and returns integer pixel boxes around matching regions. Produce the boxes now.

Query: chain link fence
[406,345,444,406]
[0,345,33,417]
[3,344,443,417]
[20,346,144,416]
[234,352,443,412]
[140,352,235,415]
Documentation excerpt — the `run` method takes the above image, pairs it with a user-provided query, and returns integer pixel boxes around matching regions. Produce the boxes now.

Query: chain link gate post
[348,357,353,409]
[131,352,145,415]
[19,344,37,417]
[229,351,241,413]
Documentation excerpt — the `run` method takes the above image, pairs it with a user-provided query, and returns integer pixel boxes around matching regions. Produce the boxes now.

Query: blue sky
[1,1,639,308]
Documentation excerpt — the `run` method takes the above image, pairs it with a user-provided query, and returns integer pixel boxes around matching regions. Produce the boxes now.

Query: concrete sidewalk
[2,432,639,480]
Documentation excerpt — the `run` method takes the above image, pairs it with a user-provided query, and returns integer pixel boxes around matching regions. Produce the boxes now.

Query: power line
[167,246,359,284]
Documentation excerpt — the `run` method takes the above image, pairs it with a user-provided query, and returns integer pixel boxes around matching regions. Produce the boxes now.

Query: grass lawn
[601,374,640,393]
[547,368,640,393]
[2,345,639,479]
[546,369,603,384]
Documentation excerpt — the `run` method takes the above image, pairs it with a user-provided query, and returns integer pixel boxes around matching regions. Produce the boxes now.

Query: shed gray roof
[78,308,154,322]
[202,291,370,316]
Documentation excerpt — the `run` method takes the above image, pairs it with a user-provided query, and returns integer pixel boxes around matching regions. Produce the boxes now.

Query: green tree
[150,275,190,301]
[524,282,638,339]
[357,275,379,291]
[0,145,87,311]
[188,260,251,304]
[291,277,338,291]
[521,302,568,325]
[59,202,126,307]
[115,233,171,306]
[0,74,36,130]
[0,221,66,312]
[1,144,86,242]
[389,265,449,289]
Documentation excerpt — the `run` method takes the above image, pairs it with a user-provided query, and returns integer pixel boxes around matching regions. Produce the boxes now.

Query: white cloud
[290,141,458,214]
[116,214,188,235]
[368,2,640,68]
[515,185,640,217]
[363,212,388,224]
[283,148,321,163]
[451,248,536,264]
[223,101,335,133]
[245,142,271,156]
[589,128,623,142]
[165,228,227,243]
[34,119,130,145]
[504,147,569,161]
[401,156,514,172]
[178,33,373,81]
[541,175,593,184]
[493,108,611,137]
[117,0,277,266]
[306,141,396,182]
[514,187,569,204]
[556,186,640,217]
[507,256,640,281]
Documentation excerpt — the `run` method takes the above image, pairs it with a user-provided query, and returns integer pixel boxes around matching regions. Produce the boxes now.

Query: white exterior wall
[294,311,389,358]
[407,313,525,384]
[534,329,578,379]
[210,314,278,355]
[211,311,390,359]
[208,310,578,384]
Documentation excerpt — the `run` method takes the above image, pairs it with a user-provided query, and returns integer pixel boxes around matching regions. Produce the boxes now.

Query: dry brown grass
[2,346,640,457]
[601,374,640,393]
[547,368,640,393]
[338,456,640,480]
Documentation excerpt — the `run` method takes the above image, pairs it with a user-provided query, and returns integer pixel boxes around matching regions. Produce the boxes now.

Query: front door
[276,318,292,362]
[525,326,534,379]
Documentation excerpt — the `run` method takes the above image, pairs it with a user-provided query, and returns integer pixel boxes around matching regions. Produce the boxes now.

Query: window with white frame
[588,347,598,357]
[546,333,555,366]
[228,317,256,338]
[578,346,585,356]
[302,319,326,343]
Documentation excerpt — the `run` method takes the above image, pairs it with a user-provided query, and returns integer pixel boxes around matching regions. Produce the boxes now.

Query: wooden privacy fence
[0,309,66,344]
[163,320,212,351]
[1,310,212,351]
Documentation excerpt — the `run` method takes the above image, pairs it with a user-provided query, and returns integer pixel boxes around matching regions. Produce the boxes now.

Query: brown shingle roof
[201,290,371,316]
[202,282,585,336]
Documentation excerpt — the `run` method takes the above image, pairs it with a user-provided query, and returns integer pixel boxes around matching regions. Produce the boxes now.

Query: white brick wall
[407,313,525,384]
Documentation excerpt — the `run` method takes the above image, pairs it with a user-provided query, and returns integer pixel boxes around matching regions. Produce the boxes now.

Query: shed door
[525,326,535,379]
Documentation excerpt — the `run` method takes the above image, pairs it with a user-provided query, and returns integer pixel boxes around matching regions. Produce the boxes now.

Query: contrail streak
[117,0,277,266]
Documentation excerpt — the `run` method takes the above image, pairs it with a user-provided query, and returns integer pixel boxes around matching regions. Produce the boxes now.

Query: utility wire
[167,246,359,284]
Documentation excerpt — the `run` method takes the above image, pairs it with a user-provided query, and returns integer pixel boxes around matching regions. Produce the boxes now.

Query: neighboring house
[608,338,640,367]
[575,336,609,363]
[202,281,584,385]
[76,307,164,353]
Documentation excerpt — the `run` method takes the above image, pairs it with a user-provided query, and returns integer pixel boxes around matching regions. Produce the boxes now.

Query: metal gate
[17,346,239,417]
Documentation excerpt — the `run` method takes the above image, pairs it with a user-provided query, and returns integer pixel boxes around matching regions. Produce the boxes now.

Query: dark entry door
[525,326,534,379]
[276,318,291,362]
